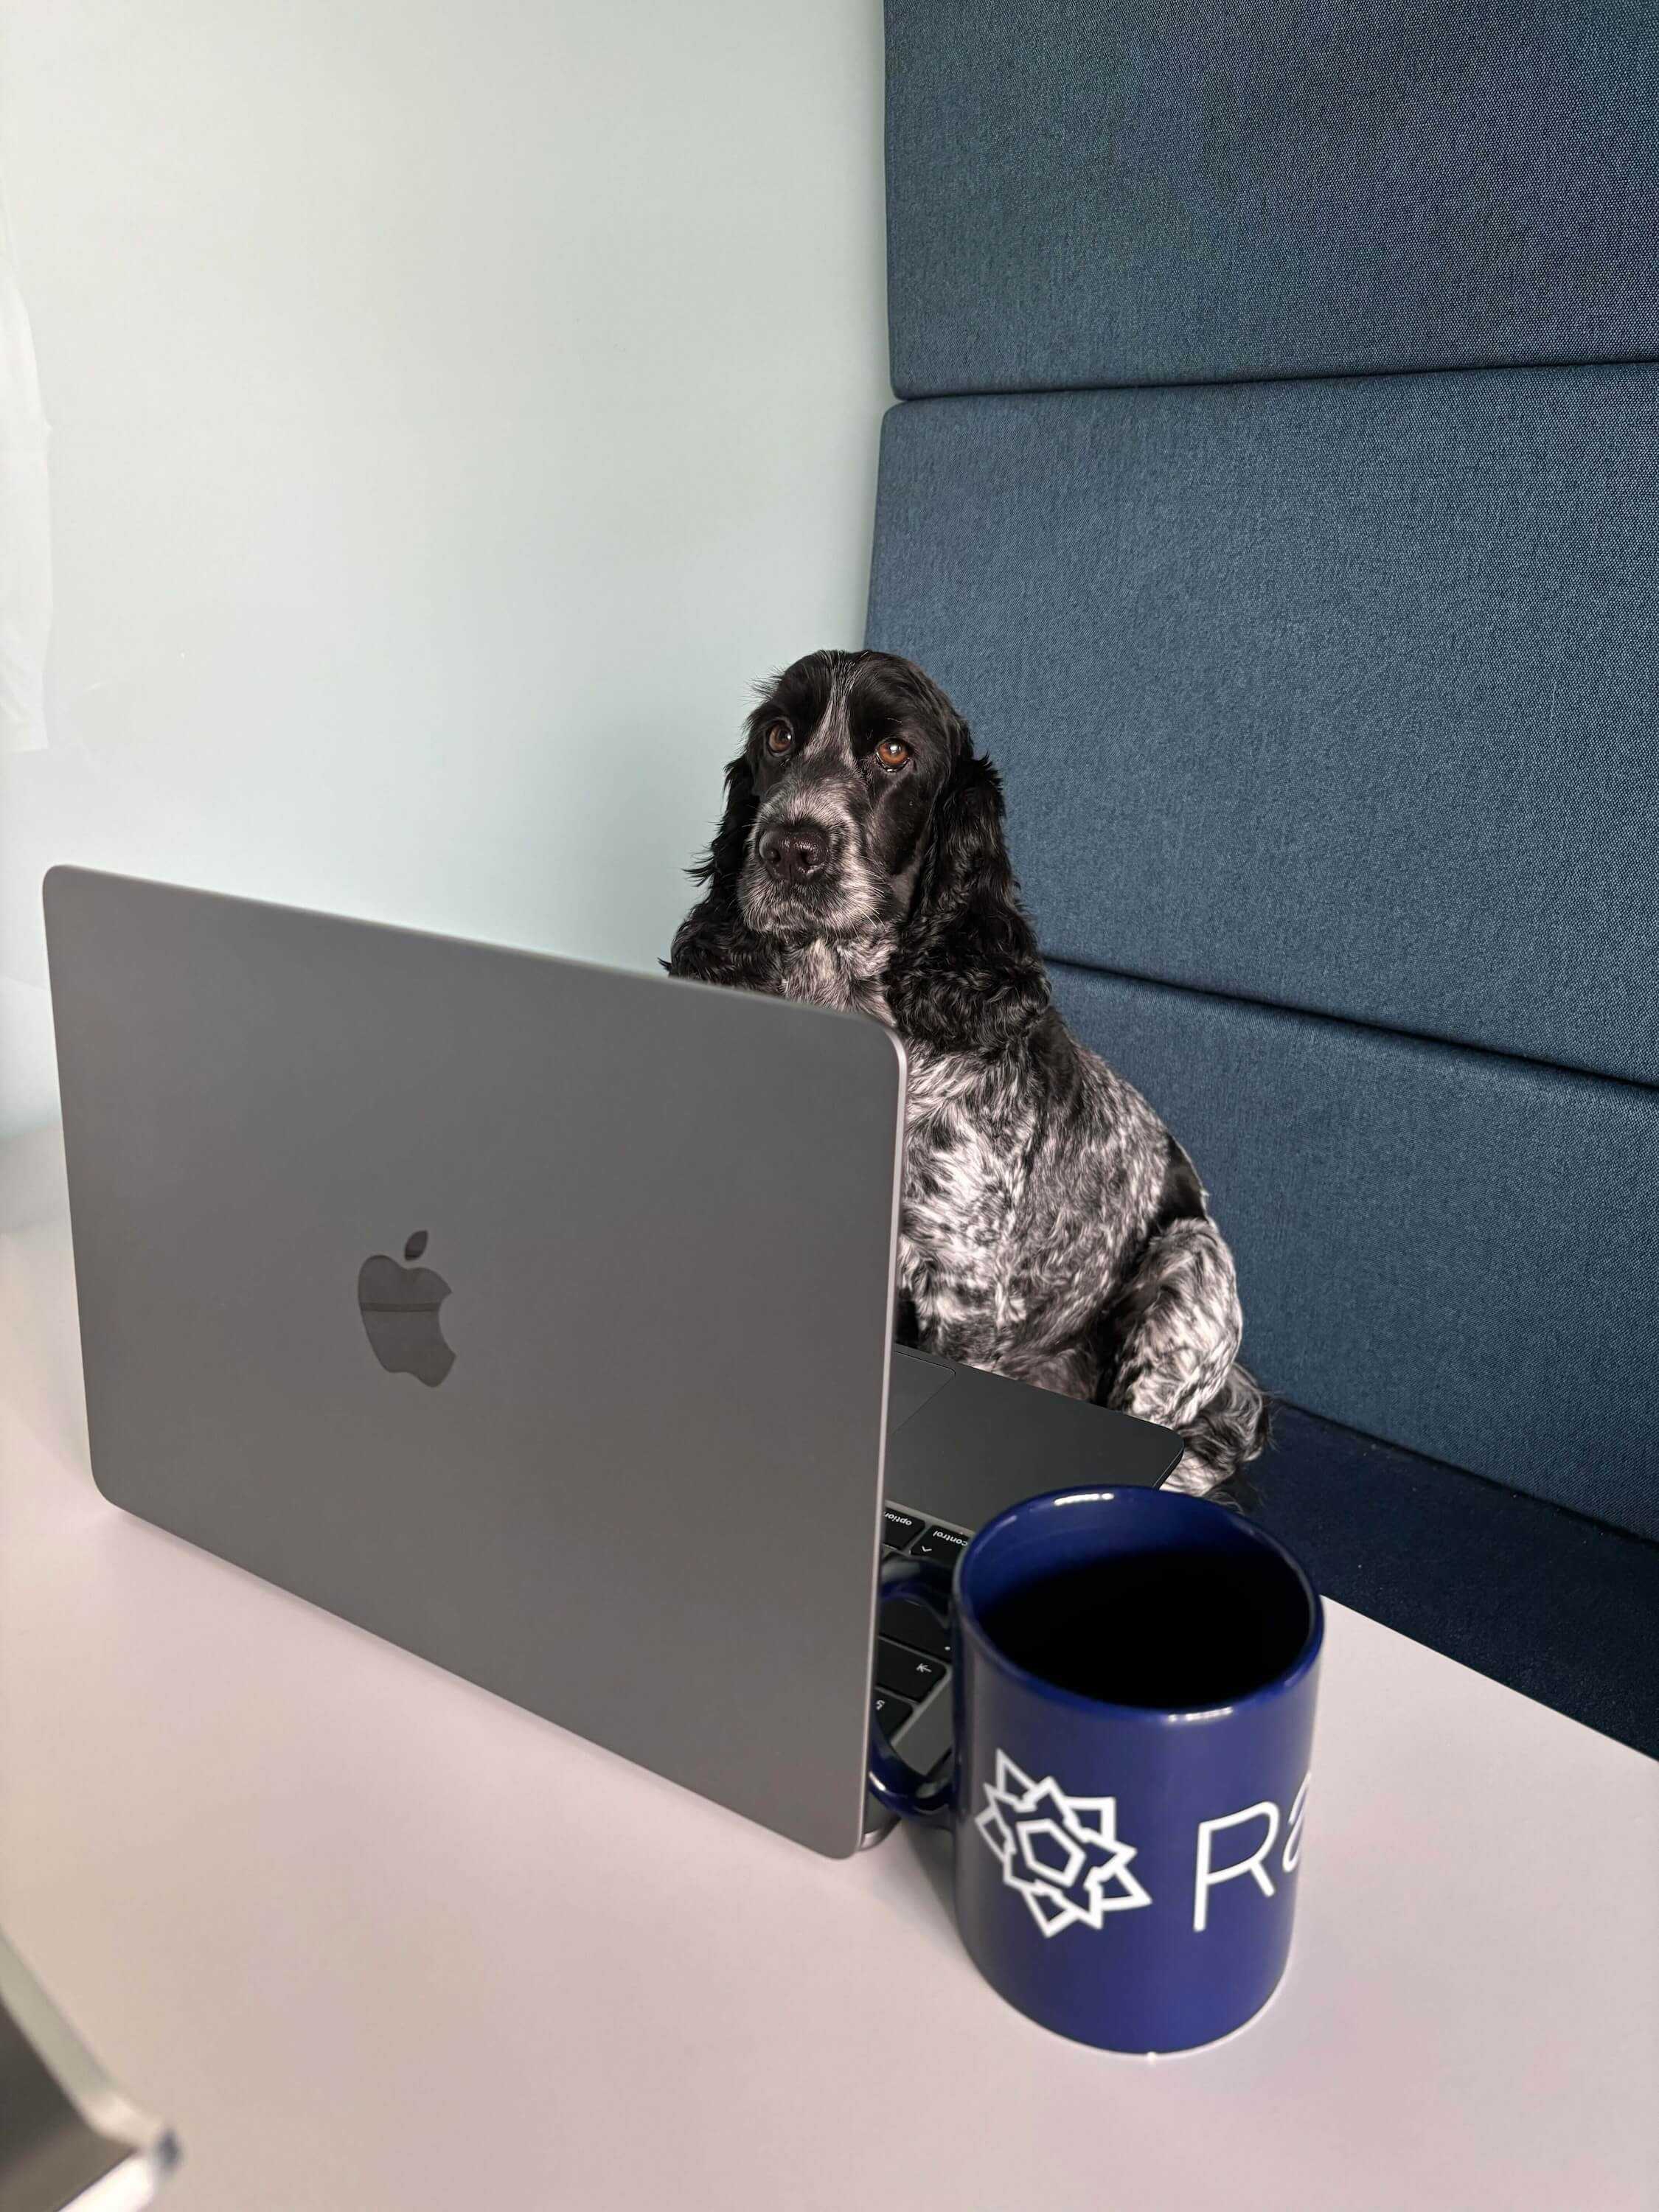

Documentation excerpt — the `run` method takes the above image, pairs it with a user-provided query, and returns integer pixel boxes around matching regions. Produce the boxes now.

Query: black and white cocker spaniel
[668,649,1268,1495]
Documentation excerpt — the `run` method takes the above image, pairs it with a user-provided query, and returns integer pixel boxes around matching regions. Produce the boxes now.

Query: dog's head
[674,650,1049,1046]
[726,649,965,939]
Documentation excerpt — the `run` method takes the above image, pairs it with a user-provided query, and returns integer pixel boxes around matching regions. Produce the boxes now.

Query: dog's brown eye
[876,738,911,768]
[765,723,793,756]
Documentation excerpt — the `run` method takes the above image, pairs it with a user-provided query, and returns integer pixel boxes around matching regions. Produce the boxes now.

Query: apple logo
[356,1229,455,1388]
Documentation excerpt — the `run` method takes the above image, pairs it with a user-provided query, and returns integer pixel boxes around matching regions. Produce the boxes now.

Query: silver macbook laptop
[44,866,1180,1858]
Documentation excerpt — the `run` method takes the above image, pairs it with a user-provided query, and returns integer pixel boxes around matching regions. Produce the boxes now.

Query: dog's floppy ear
[665,749,763,984]
[887,748,1050,1048]
[689,747,758,900]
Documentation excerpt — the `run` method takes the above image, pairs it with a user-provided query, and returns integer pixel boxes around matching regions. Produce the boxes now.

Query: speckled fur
[667,651,1268,1494]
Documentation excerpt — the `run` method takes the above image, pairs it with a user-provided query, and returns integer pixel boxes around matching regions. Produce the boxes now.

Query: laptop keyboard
[872,1500,972,1745]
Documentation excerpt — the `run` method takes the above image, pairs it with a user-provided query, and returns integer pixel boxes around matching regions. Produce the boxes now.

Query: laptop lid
[44,867,905,1857]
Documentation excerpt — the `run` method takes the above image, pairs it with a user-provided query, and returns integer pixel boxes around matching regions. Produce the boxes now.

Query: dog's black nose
[757,823,829,888]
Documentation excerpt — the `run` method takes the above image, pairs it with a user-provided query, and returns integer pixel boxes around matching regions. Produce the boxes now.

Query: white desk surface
[2,1127,1655,2212]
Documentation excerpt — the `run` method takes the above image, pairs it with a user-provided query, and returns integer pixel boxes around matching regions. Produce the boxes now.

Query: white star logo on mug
[974,1750,1152,1936]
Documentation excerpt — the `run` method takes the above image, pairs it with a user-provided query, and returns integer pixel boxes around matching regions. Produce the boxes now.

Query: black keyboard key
[872,1691,914,1739]
[911,1524,970,1568]
[875,1640,947,1701]
[881,1506,925,1550]
[878,1595,952,1663]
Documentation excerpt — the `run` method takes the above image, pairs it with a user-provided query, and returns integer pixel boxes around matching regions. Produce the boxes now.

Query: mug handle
[867,1552,957,1825]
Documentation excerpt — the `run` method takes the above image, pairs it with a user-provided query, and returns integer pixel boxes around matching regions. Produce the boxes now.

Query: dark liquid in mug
[978,1551,1310,1709]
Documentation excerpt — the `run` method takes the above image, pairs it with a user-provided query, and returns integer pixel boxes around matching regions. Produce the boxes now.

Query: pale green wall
[0,0,890,1132]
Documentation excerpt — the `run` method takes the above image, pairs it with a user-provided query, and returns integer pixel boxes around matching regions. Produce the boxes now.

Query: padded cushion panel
[1248,1406,1659,1761]
[1045,959,1659,1540]
[866,373,1659,1085]
[886,0,1659,395]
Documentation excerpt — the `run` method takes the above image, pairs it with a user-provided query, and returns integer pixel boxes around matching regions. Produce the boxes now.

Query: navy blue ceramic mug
[869,1487,1322,2054]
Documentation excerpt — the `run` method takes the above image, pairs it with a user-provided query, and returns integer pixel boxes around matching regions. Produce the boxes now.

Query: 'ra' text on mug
[975,1752,1312,1938]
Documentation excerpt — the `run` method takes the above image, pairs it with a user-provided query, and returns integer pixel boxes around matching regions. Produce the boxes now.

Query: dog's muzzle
[741,800,876,936]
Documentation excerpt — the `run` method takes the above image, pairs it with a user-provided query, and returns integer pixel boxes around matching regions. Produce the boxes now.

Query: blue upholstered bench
[869,0,1659,1757]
